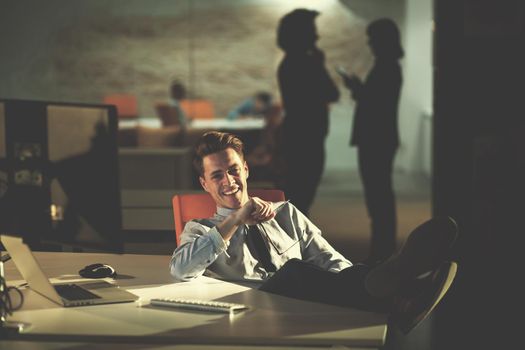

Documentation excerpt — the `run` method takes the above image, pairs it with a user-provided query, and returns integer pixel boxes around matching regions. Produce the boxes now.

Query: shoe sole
[365,216,458,297]
[395,261,458,334]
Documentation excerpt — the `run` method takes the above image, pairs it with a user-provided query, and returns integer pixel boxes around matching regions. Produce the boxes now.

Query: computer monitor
[0,98,123,253]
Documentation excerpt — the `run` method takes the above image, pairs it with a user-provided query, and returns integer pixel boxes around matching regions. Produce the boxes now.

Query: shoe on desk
[364,216,458,298]
[391,260,458,334]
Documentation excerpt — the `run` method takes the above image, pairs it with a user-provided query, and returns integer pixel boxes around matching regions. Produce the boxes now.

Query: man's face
[199,148,249,209]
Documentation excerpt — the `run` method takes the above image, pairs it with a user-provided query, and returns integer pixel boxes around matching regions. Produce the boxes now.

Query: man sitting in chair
[170,131,458,334]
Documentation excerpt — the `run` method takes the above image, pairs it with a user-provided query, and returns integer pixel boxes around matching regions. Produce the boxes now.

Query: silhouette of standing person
[276,9,340,217]
[342,18,404,264]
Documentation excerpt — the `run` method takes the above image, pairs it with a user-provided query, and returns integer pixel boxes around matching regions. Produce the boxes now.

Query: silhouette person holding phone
[276,9,340,217]
[340,18,404,264]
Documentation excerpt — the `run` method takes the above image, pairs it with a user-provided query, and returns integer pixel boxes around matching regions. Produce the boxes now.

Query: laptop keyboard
[54,284,101,301]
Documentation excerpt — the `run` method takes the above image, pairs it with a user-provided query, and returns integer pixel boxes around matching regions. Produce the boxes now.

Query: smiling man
[170,131,458,334]
[171,131,351,282]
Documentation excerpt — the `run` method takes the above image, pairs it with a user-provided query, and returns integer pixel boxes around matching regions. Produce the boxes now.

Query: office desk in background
[185,118,265,153]
[118,118,265,130]
[189,118,265,130]
[117,118,265,153]
[2,252,388,349]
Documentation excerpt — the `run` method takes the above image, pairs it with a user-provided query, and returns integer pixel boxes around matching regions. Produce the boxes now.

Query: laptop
[1,235,139,307]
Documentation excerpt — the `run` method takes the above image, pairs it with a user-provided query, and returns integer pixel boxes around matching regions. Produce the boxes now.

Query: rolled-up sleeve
[170,221,229,281]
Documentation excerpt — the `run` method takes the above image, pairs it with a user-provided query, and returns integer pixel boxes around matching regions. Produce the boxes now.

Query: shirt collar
[216,206,238,218]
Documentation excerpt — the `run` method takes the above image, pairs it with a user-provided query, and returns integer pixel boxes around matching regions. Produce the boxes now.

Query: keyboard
[150,298,249,313]
[54,284,101,301]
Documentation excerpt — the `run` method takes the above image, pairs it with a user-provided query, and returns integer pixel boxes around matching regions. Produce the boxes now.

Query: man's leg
[358,146,397,264]
[365,216,458,297]
[259,259,391,312]
[391,260,457,334]
[261,216,459,334]
[283,140,325,217]
[364,216,459,334]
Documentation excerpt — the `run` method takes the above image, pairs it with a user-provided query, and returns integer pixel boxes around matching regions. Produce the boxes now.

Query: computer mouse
[79,263,117,279]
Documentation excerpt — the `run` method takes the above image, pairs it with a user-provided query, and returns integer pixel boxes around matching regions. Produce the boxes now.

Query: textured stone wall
[1,2,372,119]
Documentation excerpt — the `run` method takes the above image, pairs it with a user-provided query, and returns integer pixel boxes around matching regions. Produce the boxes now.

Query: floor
[310,169,431,263]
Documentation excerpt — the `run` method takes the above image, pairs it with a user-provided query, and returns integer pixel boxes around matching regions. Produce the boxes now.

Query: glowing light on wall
[264,0,337,12]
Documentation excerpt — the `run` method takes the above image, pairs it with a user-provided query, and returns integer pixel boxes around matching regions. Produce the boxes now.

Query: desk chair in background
[103,94,139,119]
[172,189,285,246]
[155,102,182,127]
[180,99,215,120]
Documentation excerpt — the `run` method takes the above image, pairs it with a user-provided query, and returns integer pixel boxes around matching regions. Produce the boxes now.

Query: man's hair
[193,131,245,176]
[170,80,186,100]
[277,9,319,52]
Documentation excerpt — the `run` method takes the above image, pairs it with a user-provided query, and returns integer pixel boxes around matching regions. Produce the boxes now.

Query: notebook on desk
[1,235,138,307]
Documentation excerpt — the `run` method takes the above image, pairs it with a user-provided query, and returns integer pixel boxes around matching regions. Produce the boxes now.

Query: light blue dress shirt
[170,201,352,282]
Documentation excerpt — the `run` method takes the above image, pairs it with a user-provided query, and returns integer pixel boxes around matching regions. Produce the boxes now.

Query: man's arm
[216,197,276,240]
[343,74,364,100]
[312,48,340,104]
[170,197,276,281]
[227,99,253,120]
[284,203,353,272]
[302,231,353,272]
[170,222,227,281]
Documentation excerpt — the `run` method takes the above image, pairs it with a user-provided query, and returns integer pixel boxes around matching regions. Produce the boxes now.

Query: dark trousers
[259,259,391,313]
[282,138,325,217]
[358,146,397,262]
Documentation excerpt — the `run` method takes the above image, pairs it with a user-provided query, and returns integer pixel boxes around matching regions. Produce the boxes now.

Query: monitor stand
[1,237,31,336]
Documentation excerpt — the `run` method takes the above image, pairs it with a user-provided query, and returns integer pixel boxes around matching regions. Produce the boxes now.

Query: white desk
[118,118,162,129]
[189,119,265,130]
[118,118,265,131]
[3,252,387,349]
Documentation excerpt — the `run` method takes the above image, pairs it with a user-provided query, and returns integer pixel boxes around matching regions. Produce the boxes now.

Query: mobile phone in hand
[335,65,348,77]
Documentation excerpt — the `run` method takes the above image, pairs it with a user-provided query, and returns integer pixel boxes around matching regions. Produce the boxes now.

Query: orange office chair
[155,102,181,127]
[172,189,285,246]
[103,94,138,119]
[179,99,215,119]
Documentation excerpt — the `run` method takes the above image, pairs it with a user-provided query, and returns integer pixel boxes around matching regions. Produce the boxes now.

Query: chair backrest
[103,94,138,119]
[172,189,285,246]
[180,99,215,119]
[155,102,180,126]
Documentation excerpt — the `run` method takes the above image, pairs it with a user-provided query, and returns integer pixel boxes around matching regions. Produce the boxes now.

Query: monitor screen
[0,99,123,253]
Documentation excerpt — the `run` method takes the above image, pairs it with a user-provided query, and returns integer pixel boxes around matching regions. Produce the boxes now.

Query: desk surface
[189,118,265,130]
[119,118,162,129]
[118,118,265,130]
[3,252,387,348]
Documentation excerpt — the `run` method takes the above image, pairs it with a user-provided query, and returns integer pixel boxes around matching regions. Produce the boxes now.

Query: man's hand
[234,197,276,226]
[217,197,276,241]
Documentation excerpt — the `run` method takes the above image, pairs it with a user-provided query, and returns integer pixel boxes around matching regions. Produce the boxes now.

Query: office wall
[0,0,367,118]
[334,0,434,176]
[332,0,406,172]
[0,0,434,174]
[398,0,433,176]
